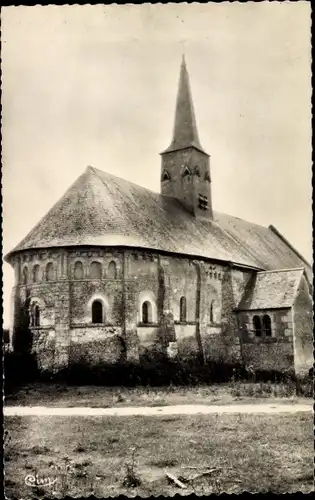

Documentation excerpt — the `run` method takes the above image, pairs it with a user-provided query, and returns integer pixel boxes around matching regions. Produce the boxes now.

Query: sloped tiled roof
[5,167,312,280]
[237,268,305,310]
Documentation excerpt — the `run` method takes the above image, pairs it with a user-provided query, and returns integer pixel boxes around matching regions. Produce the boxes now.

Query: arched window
[32,265,40,283]
[107,261,117,279]
[179,296,187,322]
[253,315,262,337]
[142,301,152,324]
[46,262,54,281]
[92,300,104,324]
[210,300,215,324]
[22,267,28,285]
[34,305,40,327]
[74,261,84,280]
[262,315,272,337]
[30,303,40,327]
[90,261,102,279]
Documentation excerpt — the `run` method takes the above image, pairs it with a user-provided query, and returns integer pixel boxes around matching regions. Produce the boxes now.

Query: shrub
[4,346,312,396]
[57,357,251,387]
[122,448,141,488]
[4,351,39,394]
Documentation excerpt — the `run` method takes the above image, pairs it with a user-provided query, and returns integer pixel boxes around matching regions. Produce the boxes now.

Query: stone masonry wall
[70,280,123,326]
[31,329,56,372]
[69,326,124,366]
[237,308,295,373]
[11,245,304,376]
[161,257,200,361]
[161,147,212,218]
[66,249,125,368]
[292,275,313,376]
[10,246,247,371]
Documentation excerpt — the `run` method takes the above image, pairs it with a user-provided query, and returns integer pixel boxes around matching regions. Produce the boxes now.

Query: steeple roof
[162,55,208,155]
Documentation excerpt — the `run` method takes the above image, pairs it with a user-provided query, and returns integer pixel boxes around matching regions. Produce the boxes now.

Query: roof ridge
[90,165,162,197]
[91,167,271,233]
[91,167,275,235]
[269,225,311,268]
[213,211,269,231]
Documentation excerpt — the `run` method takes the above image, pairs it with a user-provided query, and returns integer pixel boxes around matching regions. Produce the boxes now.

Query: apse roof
[5,166,311,281]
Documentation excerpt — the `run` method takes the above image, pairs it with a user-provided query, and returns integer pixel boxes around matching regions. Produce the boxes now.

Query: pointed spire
[162,55,207,155]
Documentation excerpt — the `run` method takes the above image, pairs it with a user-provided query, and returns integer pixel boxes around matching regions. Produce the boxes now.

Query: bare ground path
[4,402,312,416]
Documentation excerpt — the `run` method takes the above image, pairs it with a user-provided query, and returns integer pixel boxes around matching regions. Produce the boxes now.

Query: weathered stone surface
[8,246,313,377]
[241,339,294,373]
[31,329,56,372]
[292,275,313,376]
[69,334,125,366]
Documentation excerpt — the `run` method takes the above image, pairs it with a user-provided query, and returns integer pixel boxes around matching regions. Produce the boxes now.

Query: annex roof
[237,268,306,311]
[5,166,312,280]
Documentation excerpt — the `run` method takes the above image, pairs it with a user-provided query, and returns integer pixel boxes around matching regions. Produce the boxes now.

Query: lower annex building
[5,57,313,377]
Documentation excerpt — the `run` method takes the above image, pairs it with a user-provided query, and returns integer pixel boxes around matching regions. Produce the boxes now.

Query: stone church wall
[237,308,295,373]
[166,257,200,360]
[10,246,310,377]
[70,280,124,325]
[137,326,160,358]
[199,267,252,365]
[292,275,313,376]
[174,324,199,358]
[69,326,124,366]
[10,247,247,370]
[127,251,160,359]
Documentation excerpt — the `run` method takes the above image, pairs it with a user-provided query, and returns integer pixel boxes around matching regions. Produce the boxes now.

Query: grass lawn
[5,382,311,408]
[4,412,313,497]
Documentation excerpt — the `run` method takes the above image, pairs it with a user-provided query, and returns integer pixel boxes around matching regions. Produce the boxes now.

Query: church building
[5,57,313,377]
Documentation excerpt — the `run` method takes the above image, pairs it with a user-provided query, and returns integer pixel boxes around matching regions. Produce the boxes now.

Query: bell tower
[160,56,213,219]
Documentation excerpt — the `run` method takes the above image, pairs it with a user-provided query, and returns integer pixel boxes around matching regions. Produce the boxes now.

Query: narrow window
[107,261,117,279]
[34,305,40,327]
[210,300,215,323]
[193,166,200,177]
[179,296,187,322]
[32,265,40,283]
[198,194,208,210]
[262,315,272,337]
[161,169,171,181]
[30,306,34,326]
[30,303,40,327]
[22,267,28,285]
[74,261,84,280]
[142,301,152,324]
[182,165,191,177]
[92,300,104,324]
[253,315,262,337]
[90,261,102,279]
[46,262,54,281]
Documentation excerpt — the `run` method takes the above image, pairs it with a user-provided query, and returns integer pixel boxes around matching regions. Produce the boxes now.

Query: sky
[2,3,312,328]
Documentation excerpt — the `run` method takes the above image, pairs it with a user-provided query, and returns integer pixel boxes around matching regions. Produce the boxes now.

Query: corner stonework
[31,329,55,372]
[123,282,140,364]
[53,282,71,372]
